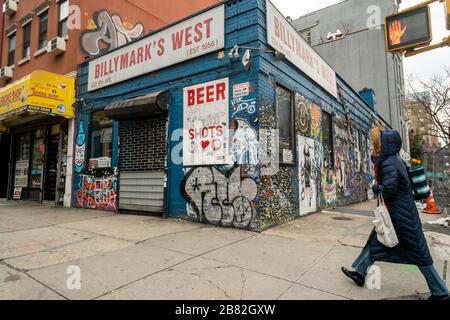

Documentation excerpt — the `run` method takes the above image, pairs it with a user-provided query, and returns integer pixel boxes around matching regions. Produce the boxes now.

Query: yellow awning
[0,70,75,129]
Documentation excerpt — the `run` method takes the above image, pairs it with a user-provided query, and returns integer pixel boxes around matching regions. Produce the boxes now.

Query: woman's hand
[372,182,381,195]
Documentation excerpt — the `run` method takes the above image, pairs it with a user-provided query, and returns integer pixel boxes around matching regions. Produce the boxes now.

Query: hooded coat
[368,130,433,267]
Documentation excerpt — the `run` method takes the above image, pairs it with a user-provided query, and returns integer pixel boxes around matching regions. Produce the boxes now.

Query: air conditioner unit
[2,0,18,16]
[47,37,66,56]
[0,66,13,80]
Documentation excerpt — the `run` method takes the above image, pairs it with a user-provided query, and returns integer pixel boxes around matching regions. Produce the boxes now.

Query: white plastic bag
[373,196,399,248]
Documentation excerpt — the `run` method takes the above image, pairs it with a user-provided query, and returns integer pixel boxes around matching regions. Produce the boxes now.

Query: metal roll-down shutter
[119,171,165,213]
[110,91,168,214]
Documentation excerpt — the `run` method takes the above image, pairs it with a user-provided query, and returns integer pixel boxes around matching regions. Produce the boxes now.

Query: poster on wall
[13,188,22,200]
[14,160,29,188]
[298,136,317,215]
[183,78,229,166]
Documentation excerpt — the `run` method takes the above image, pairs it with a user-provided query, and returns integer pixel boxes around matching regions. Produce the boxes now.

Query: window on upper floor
[22,23,31,58]
[39,11,49,50]
[58,0,69,38]
[8,33,16,66]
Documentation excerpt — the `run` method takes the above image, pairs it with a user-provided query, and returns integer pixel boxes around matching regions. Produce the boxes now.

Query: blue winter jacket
[368,130,433,266]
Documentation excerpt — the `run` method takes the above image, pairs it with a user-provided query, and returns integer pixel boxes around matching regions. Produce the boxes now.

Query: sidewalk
[0,201,448,300]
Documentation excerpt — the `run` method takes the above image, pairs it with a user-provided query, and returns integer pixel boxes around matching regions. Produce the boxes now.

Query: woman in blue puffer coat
[341,127,449,300]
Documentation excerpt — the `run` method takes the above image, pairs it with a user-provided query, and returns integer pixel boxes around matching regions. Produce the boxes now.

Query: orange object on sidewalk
[422,191,441,214]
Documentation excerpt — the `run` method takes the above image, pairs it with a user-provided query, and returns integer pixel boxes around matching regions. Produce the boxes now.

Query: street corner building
[0,70,75,204]
[73,0,388,231]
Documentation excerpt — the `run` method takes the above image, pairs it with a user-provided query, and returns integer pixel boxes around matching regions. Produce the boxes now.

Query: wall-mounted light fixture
[228,45,285,64]
[326,29,343,41]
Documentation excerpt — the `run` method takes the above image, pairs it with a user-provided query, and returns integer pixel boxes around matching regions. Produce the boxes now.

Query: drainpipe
[384,51,394,126]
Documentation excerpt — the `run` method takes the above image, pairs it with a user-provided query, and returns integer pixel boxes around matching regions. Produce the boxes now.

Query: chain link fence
[431,144,450,216]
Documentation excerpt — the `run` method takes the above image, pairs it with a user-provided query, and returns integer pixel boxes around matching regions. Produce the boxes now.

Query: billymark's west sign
[266,0,337,98]
[88,5,225,91]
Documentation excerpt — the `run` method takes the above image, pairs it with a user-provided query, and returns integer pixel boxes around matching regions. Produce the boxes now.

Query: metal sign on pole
[445,0,450,30]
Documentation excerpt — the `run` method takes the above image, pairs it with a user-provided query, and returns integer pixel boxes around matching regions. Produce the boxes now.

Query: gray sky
[271,0,450,80]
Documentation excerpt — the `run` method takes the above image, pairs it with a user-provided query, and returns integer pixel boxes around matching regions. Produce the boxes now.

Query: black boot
[341,267,365,287]
[425,294,450,301]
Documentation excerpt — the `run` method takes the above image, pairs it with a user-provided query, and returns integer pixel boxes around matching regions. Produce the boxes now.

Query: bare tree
[406,67,450,145]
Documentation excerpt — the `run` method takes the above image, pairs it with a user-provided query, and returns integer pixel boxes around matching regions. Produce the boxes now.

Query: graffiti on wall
[334,121,350,197]
[332,118,368,203]
[182,166,258,229]
[229,118,259,165]
[76,174,117,210]
[298,136,317,215]
[310,104,322,139]
[231,97,257,119]
[81,10,145,57]
[322,163,337,206]
[74,120,86,174]
[295,93,311,137]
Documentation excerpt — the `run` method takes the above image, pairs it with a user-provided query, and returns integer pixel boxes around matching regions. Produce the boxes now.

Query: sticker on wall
[232,82,250,99]
[283,149,293,164]
[298,136,317,215]
[13,187,22,200]
[183,78,229,166]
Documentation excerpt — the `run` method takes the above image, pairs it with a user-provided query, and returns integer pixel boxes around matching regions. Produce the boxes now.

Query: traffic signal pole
[405,35,450,57]
[401,0,441,12]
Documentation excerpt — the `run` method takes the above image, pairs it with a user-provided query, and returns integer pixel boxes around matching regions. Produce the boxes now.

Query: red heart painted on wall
[201,140,210,149]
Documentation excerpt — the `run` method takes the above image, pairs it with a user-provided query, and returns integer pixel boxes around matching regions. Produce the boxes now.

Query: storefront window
[276,85,294,164]
[14,134,30,188]
[15,134,30,161]
[30,130,45,189]
[89,111,113,169]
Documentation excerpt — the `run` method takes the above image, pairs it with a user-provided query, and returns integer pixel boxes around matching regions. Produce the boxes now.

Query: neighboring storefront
[74,0,388,230]
[0,70,75,204]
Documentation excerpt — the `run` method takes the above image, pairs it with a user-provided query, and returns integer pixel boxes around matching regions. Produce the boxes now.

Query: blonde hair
[371,125,384,156]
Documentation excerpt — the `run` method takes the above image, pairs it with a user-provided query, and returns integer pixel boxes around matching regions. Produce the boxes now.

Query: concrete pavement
[0,199,448,300]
